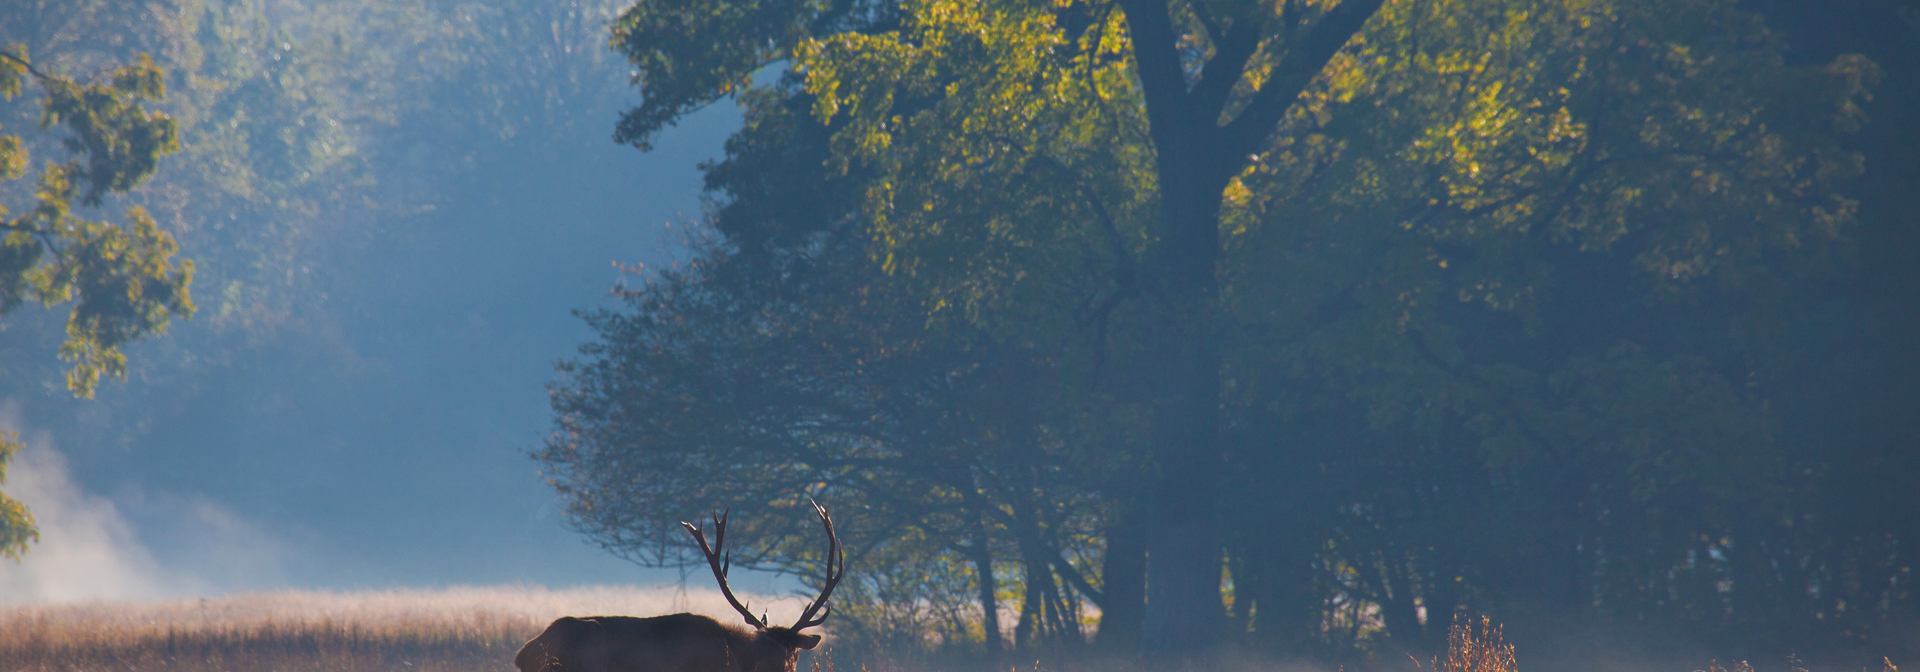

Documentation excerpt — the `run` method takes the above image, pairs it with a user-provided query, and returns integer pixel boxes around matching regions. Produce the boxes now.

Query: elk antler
[792,500,844,631]
[682,510,766,630]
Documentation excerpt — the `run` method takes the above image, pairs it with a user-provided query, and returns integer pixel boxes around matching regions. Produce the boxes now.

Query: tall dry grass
[1697,657,1899,672]
[0,584,811,672]
[5,591,1888,672]
[1437,617,1518,672]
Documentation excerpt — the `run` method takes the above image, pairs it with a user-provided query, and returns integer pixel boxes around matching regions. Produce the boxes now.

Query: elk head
[680,500,845,654]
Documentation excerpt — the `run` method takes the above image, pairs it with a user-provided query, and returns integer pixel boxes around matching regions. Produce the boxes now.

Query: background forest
[0,0,1914,670]
[540,0,1920,666]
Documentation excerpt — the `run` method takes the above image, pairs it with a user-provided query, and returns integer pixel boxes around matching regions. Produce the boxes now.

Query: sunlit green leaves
[40,54,179,205]
[793,0,1150,329]
[0,432,34,561]
[0,46,194,399]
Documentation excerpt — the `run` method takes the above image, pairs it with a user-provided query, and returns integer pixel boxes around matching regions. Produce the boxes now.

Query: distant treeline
[538,0,1920,665]
[0,0,634,385]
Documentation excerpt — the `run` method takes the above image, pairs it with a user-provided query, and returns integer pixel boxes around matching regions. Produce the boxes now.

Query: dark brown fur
[513,613,822,672]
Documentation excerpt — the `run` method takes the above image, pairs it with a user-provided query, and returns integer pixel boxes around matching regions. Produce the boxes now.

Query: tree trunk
[1114,0,1249,658]
[1421,562,1464,650]
[1013,497,1076,648]
[1377,554,1425,649]
[1095,501,1147,651]
[1139,169,1231,657]
[1244,534,1324,656]
[1113,0,1385,658]
[1016,572,1040,649]
[968,523,1003,654]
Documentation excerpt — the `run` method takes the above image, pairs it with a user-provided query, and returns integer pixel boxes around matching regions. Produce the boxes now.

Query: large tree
[577,0,1890,660]
[1107,0,1384,650]
[608,0,1388,655]
[545,85,1124,651]
[1204,0,1878,651]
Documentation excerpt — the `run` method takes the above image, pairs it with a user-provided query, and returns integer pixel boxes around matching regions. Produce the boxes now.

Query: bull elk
[515,502,845,672]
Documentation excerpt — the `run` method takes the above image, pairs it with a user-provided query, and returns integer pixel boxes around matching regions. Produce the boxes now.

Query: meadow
[0,585,811,672]
[0,588,1894,672]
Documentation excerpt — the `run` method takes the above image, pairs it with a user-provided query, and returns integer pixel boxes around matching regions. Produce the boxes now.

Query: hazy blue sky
[0,100,806,603]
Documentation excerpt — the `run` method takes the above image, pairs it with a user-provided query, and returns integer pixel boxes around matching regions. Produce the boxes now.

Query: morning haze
[1,0,1916,671]
[0,0,740,595]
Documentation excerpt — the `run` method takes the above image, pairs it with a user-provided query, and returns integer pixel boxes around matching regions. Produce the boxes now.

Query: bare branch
[0,49,51,81]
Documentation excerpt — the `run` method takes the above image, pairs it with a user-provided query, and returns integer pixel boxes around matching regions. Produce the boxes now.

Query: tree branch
[0,49,51,81]
[1187,11,1265,127]
[1190,1,1224,46]
[1051,552,1109,609]
[1116,0,1198,136]
[1219,0,1383,153]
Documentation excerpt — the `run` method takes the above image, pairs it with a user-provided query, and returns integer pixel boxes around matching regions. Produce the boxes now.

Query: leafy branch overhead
[0,46,194,398]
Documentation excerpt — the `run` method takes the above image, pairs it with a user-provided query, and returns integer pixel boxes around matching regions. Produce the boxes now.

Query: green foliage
[567,0,1912,658]
[792,0,1150,326]
[547,71,1120,650]
[545,226,1114,650]
[0,44,194,557]
[0,431,35,561]
[0,0,637,394]
[610,0,825,150]
[39,54,178,206]
[825,529,990,650]
[0,47,193,398]
[1209,0,1882,649]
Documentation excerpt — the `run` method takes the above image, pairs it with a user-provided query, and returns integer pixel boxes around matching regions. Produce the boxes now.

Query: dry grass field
[0,585,813,672]
[3,591,1879,672]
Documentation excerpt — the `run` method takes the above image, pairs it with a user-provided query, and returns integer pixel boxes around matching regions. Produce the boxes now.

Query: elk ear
[795,633,823,650]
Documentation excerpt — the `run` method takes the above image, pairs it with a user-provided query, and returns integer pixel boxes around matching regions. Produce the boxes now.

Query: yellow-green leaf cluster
[0,45,194,399]
[794,0,1149,330]
[0,432,35,561]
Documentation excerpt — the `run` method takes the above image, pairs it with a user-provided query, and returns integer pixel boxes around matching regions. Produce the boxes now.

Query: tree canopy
[548,0,1917,663]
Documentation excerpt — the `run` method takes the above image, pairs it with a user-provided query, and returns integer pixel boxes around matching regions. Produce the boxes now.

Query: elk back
[514,613,773,672]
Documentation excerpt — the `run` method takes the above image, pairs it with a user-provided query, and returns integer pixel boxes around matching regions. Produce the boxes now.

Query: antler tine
[712,510,730,576]
[681,508,766,630]
[792,499,846,631]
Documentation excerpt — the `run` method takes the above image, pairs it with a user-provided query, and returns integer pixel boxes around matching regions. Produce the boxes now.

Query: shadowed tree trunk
[966,513,1003,654]
[1112,0,1386,658]
[1374,553,1425,648]
[1095,499,1148,650]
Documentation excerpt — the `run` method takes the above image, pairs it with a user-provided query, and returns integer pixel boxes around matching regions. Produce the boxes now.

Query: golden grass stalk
[1438,616,1518,672]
